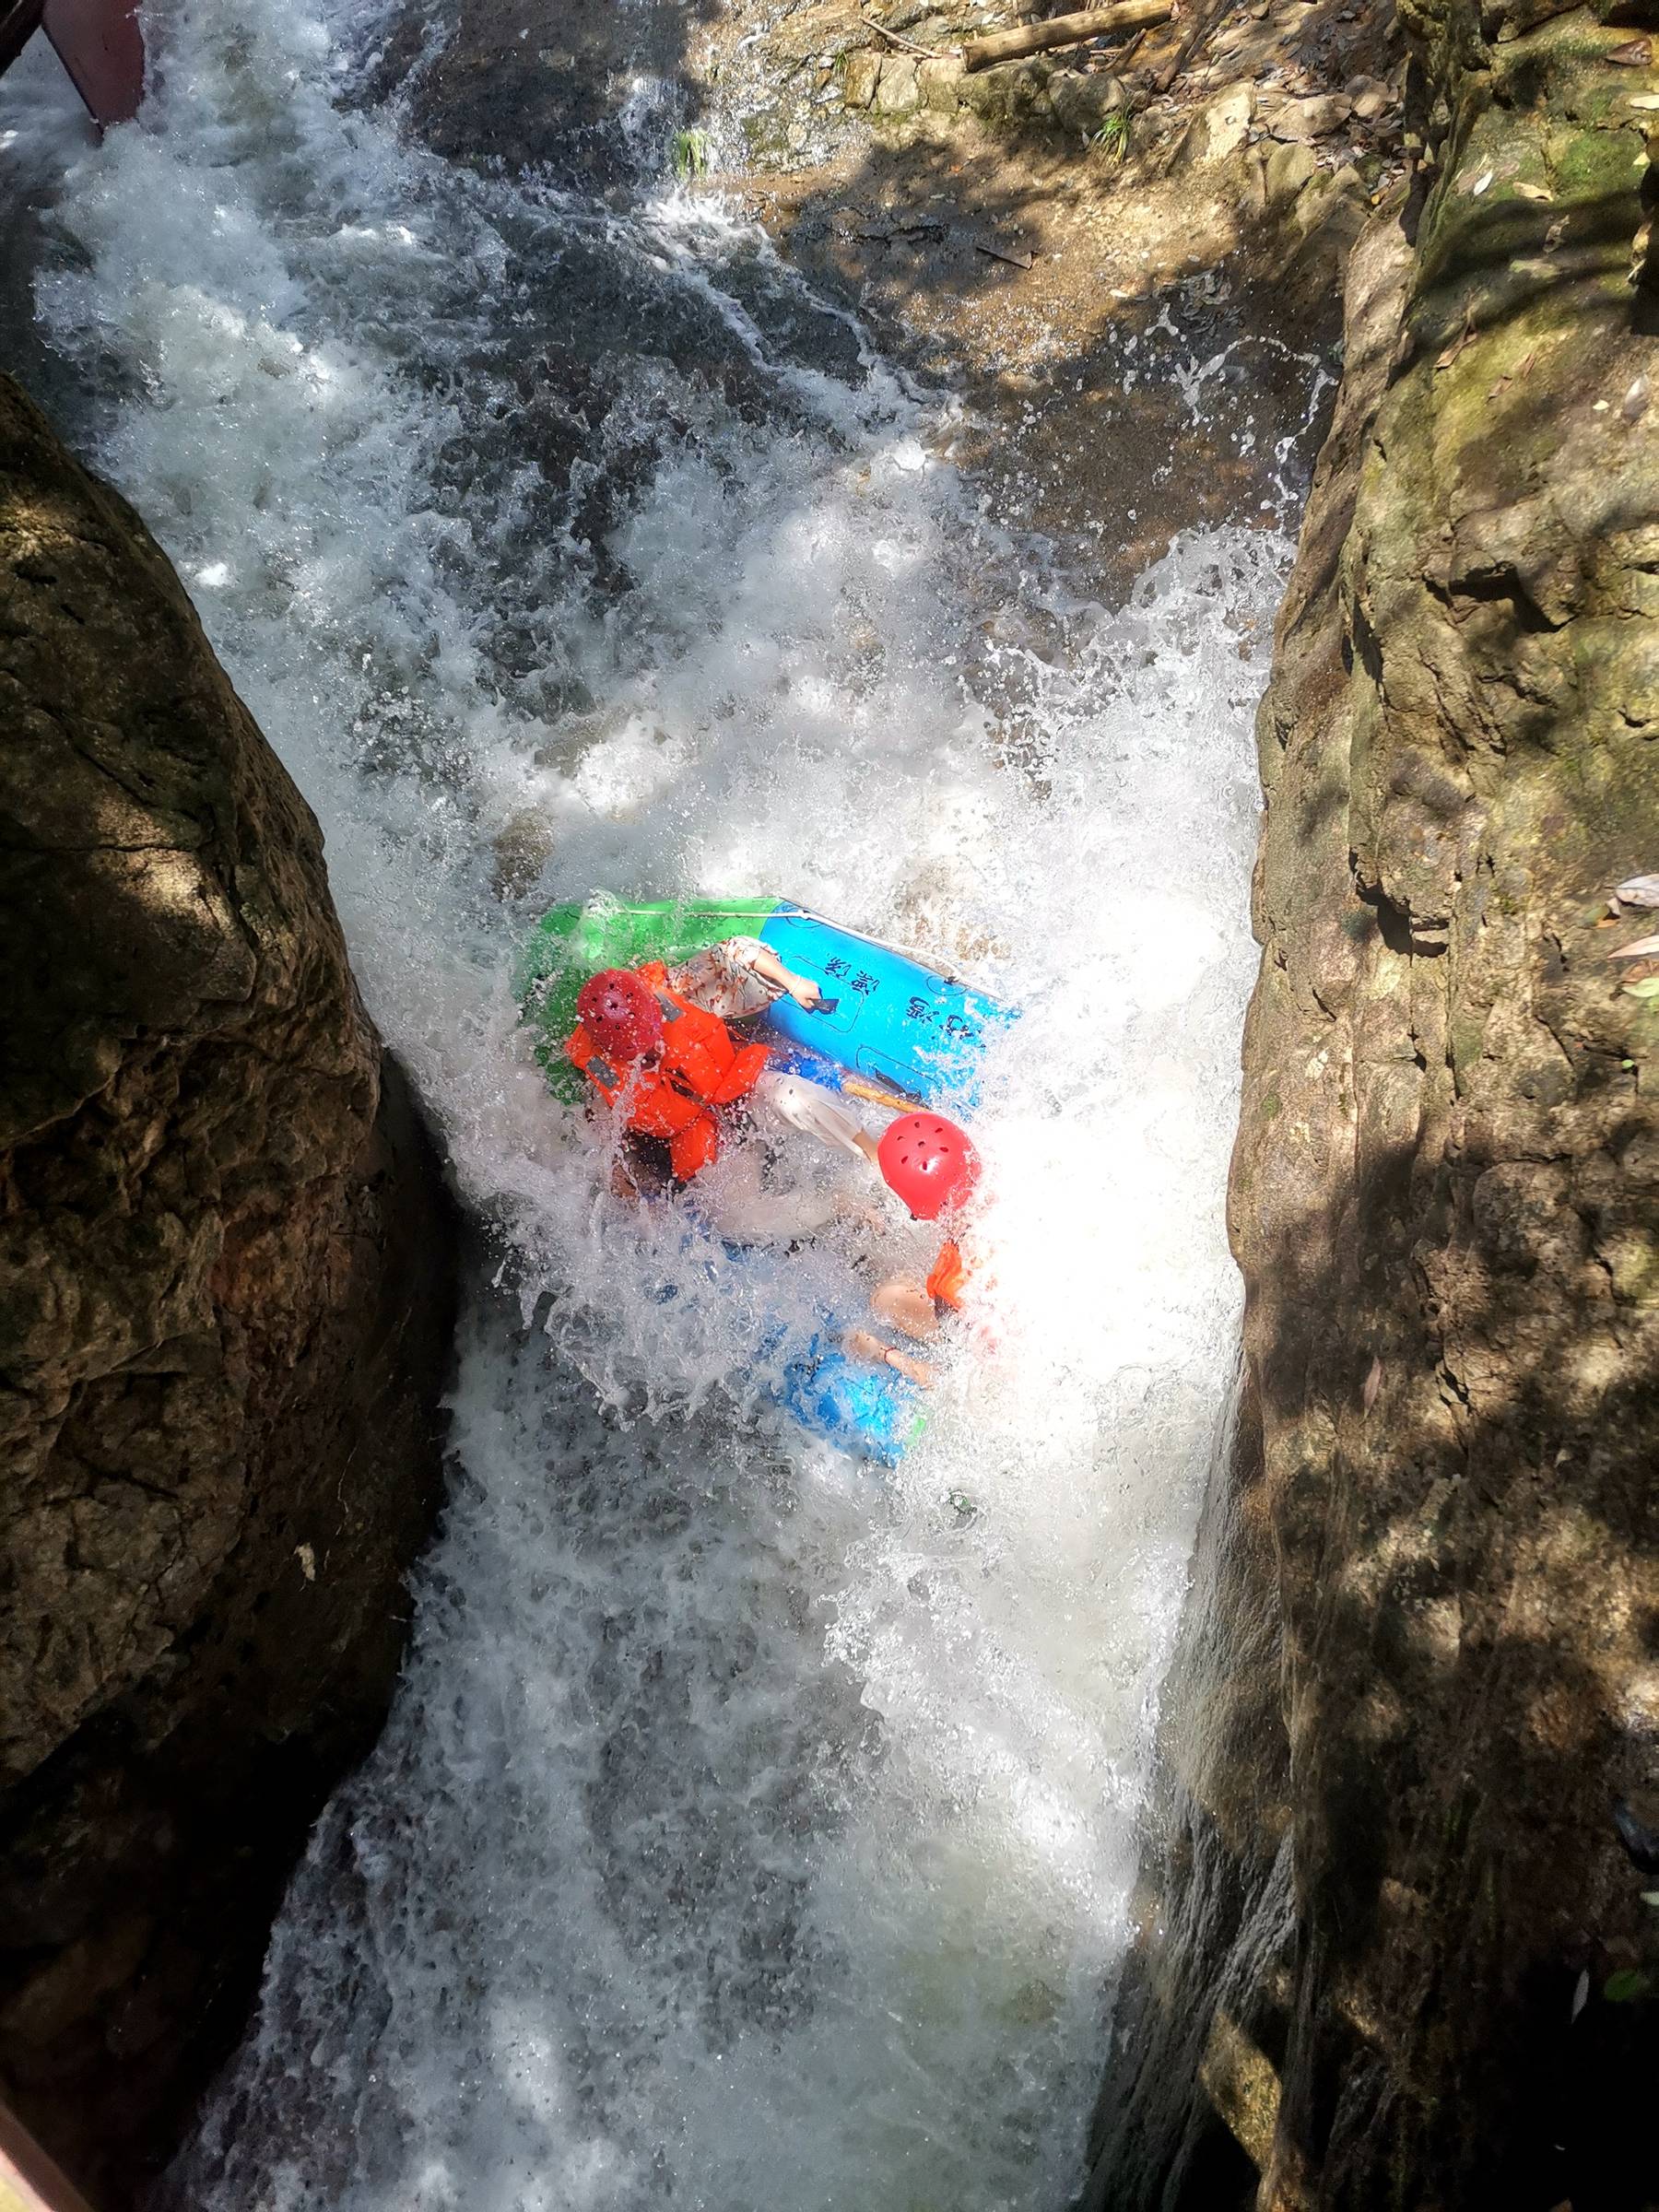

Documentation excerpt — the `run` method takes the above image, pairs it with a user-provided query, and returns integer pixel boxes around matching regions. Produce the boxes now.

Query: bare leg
[871,1275,941,1341]
[755,1069,878,1163]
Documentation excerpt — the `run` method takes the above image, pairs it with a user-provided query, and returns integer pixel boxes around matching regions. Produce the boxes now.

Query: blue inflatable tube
[770,1324,928,1468]
[755,903,1014,1112]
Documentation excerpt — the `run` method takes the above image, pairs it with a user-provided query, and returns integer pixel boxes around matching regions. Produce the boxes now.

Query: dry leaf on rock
[1615,875,1659,906]
[1435,316,1478,371]
[1610,935,1659,959]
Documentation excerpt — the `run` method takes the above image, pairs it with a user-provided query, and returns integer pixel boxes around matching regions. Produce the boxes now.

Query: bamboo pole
[961,0,1171,73]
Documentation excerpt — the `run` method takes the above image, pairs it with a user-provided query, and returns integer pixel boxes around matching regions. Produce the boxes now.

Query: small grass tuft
[671,127,712,181]
[1092,110,1131,162]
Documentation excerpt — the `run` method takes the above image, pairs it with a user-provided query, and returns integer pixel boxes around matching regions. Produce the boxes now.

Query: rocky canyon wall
[0,374,457,2207]
[1088,0,1659,2204]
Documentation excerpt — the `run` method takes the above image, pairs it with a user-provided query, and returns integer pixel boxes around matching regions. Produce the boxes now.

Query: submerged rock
[0,376,456,2205]
[1089,0,1659,2202]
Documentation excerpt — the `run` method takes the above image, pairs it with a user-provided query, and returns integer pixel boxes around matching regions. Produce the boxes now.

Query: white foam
[3,0,1299,2202]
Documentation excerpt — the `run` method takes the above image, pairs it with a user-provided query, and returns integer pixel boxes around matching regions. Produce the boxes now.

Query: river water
[4,8,1312,2206]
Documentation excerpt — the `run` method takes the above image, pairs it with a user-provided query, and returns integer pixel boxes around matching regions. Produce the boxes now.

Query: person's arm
[843,1327,936,1390]
[667,937,820,1018]
[879,1344,935,1389]
[745,941,821,1011]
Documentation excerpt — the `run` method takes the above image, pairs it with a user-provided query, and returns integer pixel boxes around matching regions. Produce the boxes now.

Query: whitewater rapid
[4,7,1309,2206]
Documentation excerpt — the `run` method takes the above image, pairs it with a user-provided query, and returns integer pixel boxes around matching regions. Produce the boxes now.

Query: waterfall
[3,4,1311,2203]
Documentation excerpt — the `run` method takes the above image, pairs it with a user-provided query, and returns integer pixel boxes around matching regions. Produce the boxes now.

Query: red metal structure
[0,0,144,125]
[0,2102,99,2212]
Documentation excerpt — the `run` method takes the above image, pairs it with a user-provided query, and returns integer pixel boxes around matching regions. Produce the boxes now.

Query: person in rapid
[567,937,878,1192]
[844,1112,982,1389]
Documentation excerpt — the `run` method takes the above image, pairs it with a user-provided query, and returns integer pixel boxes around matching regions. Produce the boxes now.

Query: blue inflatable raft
[518,895,1015,1465]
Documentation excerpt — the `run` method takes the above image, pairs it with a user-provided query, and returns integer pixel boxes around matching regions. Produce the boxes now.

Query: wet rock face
[391,0,718,185]
[1091,1,1659,2205]
[0,375,455,2205]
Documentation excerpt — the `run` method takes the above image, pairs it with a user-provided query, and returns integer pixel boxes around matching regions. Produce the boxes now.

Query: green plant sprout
[671,127,712,181]
[1093,111,1131,162]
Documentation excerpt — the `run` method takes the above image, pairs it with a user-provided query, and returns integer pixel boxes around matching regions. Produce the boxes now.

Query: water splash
[4,2,1299,2204]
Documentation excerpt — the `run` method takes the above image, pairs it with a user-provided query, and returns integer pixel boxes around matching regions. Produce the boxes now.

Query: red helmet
[576,969,664,1062]
[877,1112,981,1220]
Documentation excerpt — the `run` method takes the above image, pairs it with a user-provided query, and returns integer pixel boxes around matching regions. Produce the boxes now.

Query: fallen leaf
[295,1542,317,1583]
[1615,874,1659,906]
[1608,35,1652,63]
[1611,934,1659,959]
[1435,316,1478,371]
[1627,92,1659,110]
[1470,168,1494,194]
[1622,374,1650,422]
[1571,1968,1590,2021]
[1362,1355,1383,1412]
[1514,181,1553,201]
[1490,343,1540,397]
[1621,977,1659,999]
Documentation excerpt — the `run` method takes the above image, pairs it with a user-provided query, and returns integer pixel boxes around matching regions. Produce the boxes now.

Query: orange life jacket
[925,1236,972,1312]
[567,959,771,1182]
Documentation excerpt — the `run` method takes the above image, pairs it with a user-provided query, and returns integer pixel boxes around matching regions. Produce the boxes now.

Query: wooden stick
[961,0,1171,72]
[974,237,1037,268]
[861,12,944,58]
[841,1077,920,1112]
[1150,0,1233,91]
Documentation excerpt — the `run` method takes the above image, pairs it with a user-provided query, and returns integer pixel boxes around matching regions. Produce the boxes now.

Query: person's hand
[786,973,822,1011]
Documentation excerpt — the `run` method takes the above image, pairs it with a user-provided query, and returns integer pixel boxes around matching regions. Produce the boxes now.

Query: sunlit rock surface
[1089,0,1659,2203]
[0,374,456,2206]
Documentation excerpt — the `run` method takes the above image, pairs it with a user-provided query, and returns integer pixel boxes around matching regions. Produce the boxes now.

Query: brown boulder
[0,374,455,2205]
[1088,0,1659,2200]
